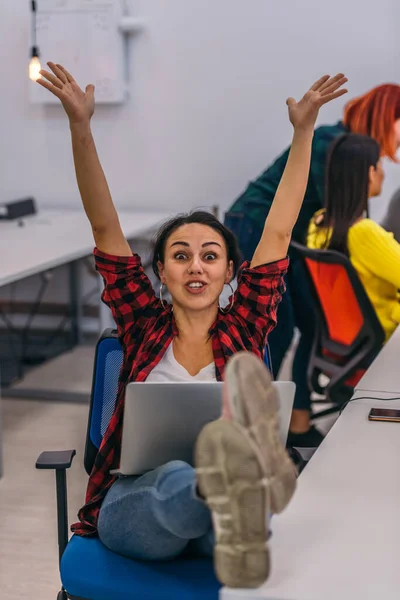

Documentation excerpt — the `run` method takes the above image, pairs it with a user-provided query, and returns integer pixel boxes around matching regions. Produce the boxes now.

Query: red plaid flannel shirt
[71,248,288,536]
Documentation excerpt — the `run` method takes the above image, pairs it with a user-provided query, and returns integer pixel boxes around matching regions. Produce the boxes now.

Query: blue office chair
[36,328,221,600]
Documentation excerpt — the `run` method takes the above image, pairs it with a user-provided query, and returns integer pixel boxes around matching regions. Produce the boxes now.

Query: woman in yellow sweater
[307,133,400,340]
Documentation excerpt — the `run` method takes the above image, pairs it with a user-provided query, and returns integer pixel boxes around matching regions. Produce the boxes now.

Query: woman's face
[369,159,385,198]
[157,223,233,314]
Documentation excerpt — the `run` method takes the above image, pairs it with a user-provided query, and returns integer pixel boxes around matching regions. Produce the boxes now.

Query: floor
[0,398,88,600]
[10,345,96,400]
[0,342,337,600]
[0,348,93,600]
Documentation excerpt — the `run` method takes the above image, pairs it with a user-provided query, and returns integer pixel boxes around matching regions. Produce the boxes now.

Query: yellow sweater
[307,212,400,341]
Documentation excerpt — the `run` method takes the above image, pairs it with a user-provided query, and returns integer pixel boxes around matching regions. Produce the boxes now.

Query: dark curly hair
[152,211,241,279]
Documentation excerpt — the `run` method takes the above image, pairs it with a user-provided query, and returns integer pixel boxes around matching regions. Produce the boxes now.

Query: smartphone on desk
[368,408,400,423]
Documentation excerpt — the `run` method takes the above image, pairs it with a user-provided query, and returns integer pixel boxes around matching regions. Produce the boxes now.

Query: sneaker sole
[224,352,297,513]
[195,419,270,589]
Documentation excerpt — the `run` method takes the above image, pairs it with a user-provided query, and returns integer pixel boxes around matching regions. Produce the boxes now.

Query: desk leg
[69,260,83,347]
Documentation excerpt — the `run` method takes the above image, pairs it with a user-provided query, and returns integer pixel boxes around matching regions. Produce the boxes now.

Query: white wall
[1,0,399,218]
[0,0,399,322]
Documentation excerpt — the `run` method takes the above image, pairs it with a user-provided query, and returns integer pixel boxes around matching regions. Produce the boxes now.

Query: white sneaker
[195,352,296,589]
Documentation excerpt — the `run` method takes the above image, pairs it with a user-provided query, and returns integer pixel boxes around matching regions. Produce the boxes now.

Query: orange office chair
[291,241,385,418]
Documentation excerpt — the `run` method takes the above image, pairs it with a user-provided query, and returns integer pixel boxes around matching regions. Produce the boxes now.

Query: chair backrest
[84,328,123,475]
[291,241,385,357]
[84,329,272,475]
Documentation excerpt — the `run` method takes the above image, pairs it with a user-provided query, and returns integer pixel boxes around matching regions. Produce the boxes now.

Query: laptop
[114,381,295,476]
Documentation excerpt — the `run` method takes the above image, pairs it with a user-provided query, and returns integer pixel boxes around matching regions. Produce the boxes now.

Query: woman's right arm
[37,62,131,256]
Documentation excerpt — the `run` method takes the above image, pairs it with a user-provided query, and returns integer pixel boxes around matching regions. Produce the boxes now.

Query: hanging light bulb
[29,47,41,81]
[29,1,41,81]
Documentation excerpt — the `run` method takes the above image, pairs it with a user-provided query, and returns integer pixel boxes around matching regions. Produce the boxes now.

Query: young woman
[37,63,347,588]
[225,84,400,447]
[307,133,400,341]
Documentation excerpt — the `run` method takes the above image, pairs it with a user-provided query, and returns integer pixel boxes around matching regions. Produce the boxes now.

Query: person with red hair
[225,83,400,448]
[344,84,400,161]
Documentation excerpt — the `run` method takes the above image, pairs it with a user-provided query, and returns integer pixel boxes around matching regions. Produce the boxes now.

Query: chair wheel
[57,591,67,600]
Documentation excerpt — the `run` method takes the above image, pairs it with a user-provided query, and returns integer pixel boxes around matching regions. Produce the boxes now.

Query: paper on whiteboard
[30,0,126,104]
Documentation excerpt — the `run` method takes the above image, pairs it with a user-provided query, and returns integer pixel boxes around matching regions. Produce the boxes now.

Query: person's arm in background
[37,62,131,256]
[251,74,348,268]
[381,189,400,244]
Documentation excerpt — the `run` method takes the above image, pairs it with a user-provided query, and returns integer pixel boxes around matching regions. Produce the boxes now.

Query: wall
[0,0,399,326]
[1,0,399,215]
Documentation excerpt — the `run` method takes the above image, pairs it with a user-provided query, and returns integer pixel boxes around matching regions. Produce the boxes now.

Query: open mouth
[185,281,207,294]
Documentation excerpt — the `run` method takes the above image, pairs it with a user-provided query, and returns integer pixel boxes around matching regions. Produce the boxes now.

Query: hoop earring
[219,282,235,314]
[159,282,167,310]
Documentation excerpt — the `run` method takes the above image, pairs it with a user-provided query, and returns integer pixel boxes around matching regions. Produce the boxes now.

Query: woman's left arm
[251,74,348,268]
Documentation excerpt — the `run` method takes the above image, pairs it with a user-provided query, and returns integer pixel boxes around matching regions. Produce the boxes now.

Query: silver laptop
[114,381,295,476]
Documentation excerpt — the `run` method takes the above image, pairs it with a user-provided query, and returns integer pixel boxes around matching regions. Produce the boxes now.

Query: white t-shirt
[146,342,216,382]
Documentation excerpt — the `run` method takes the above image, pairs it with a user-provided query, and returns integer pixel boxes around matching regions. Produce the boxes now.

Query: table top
[355,326,400,394]
[0,208,171,287]
[222,391,400,600]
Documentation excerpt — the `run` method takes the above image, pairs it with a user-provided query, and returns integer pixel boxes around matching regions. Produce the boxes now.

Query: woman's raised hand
[37,62,95,125]
[286,74,348,132]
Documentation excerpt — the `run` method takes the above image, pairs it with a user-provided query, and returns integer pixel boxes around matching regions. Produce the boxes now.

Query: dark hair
[318,133,380,255]
[152,211,241,279]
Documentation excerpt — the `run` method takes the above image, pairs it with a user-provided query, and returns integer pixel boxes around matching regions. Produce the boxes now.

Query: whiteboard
[29,0,126,104]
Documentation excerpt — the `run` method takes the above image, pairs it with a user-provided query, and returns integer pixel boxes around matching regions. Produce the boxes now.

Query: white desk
[0,208,170,346]
[0,208,170,367]
[0,209,170,287]
[0,208,170,476]
[222,390,400,600]
[1,207,170,341]
[355,326,400,394]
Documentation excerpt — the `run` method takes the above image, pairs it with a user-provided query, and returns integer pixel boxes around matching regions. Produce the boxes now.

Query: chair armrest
[36,449,77,566]
[36,449,76,470]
